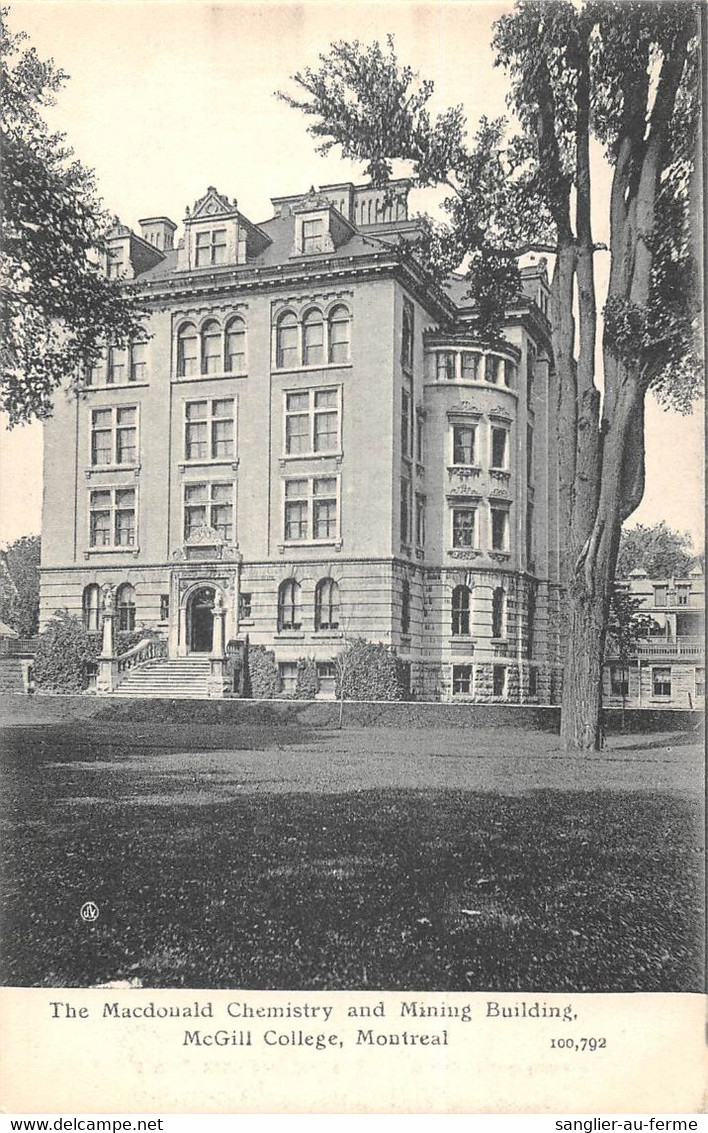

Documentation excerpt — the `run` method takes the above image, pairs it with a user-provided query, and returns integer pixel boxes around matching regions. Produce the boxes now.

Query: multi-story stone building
[39,180,562,700]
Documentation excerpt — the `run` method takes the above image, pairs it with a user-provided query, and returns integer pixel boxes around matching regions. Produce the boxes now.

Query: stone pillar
[207,591,227,698]
[178,602,188,657]
[96,584,117,694]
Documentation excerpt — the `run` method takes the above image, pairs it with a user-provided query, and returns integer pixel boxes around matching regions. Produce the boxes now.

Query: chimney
[138,216,177,252]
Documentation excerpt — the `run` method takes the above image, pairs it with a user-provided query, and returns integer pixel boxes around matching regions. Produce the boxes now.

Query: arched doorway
[187,586,215,653]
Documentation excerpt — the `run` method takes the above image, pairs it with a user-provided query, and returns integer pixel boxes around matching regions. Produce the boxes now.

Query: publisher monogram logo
[80,901,99,923]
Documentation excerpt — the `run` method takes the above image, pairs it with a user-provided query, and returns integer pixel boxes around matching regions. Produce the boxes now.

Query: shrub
[335,638,404,702]
[114,627,161,655]
[33,610,100,693]
[244,644,279,699]
[294,656,319,699]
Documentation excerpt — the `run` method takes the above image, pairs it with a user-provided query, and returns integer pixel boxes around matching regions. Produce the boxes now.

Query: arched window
[276,312,299,369]
[277,579,301,631]
[328,305,351,364]
[82,584,100,632]
[315,578,340,631]
[492,587,506,639]
[201,320,222,375]
[302,308,324,366]
[451,585,471,636]
[177,323,198,377]
[225,317,246,374]
[116,583,136,632]
[401,579,411,635]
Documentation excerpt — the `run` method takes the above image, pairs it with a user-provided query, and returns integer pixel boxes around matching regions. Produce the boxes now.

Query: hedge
[33,611,100,693]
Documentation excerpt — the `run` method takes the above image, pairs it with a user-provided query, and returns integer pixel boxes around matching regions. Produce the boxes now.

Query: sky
[0,0,704,548]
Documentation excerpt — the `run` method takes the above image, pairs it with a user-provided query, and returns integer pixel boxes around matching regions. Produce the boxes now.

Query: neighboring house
[604,566,705,710]
[39,180,564,701]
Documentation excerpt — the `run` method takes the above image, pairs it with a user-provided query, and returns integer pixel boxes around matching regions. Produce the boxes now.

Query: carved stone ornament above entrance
[186,525,223,545]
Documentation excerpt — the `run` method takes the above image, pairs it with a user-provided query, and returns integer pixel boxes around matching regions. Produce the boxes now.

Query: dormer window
[195,228,227,267]
[302,218,325,254]
[107,247,125,279]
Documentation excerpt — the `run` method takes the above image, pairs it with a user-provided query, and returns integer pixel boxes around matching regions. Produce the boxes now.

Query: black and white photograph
[0,0,704,1115]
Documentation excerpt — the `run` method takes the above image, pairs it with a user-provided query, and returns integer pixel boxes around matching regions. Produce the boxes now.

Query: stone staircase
[111,655,212,698]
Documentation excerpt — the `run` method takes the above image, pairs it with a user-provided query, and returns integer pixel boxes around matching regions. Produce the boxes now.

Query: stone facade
[39,179,562,701]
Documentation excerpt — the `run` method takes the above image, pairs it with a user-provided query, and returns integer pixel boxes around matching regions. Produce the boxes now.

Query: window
[436,351,456,381]
[452,507,476,548]
[652,667,672,698]
[610,665,629,697]
[185,398,234,461]
[107,346,127,385]
[401,298,414,371]
[116,583,136,632]
[527,425,534,482]
[415,494,426,547]
[284,476,339,543]
[195,228,227,267]
[492,666,506,697]
[503,359,516,387]
[416,412,424,464]
[452,665,472,695]
[201,320,222,375]
[301,218,324,254]
[452,424,475,466]
[491,508,510,552]
[401,386,413,457]
[107,247,125,279]
[528,667,537,697]
[239,592,252,620]
[401,579,411,635]
[225,317,247,374]
[676,585,691,606]
[485,356,503,384]
[461,353,479,381]
[90,406,137,466]
[451,585,471,636]
[654,585,668,607]
[130,341,148,383]
[317,661,337,697]
[491,426,509,469]
[527,344,536,405]
[302,309,325,366]
[400,476,412,545]
[328,305,350,363]
[695,667,705,697]
[184,482,234,541]
[526,502,534,564]
[315,578,340,631]
[284,388,339,456]
[527,590,535,659]
[279,662,298,694]
[491,587,506,639]
[276,312,299,369]
[82,584,100,632]
[160,595,170,622]
[177,323,199,377]
[277,580,301,631]
[89,487,136,548]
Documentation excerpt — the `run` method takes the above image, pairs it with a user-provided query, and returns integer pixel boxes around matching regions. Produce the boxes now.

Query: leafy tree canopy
[616,522,696,579]
[0,9,145,425]
[0,533,40,635]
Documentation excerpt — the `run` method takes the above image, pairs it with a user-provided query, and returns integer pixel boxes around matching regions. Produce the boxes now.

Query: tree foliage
[33,609,99,692]
[0,9,145,425]
[616,522,696,579]
[244,644,280,699]
[0,533,40,635]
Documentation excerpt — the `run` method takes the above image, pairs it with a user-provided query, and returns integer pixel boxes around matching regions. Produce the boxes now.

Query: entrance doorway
[188,586,215,653]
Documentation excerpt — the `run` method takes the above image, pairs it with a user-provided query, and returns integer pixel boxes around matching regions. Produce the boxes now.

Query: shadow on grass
[2,772,703,992]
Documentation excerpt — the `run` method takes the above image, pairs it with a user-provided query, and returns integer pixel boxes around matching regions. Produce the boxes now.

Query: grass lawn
[1,704,703,991]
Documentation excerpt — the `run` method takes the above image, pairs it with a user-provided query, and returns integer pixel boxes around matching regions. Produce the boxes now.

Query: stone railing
[97,637,168,694]
[634,637,703,658]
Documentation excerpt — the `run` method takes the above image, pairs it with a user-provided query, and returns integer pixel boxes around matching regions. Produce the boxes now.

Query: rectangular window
[610,665,629,697]
[89,487,136,548]
[652,667,672,698]
[527,345,536,405]
[279,662,298,695]
[283,476,339,543]
[452,507,476,548]
[130,342,148,383]
[184,482,234,542]
[654,586,668,608]
[491,507,510,552]
[491,426,509,469]
[436,351,456,381]
[90,406,138,467]
[527,425,533,482]
[526,502,534,565]
[195,228,227,267]
[452,424,475,466]
[284,388,340,456]
[452,665,472,695]
[401,386,412,457]
[160,594,170,621]
[416,412,424,464]
[402,298,414,371]
[185,398,234,461]
[400,476,412,544]
[107,346,127,384]
[317,661,337,697]
[493,666,506,697]
[302,218,324,254]
[107,247,125,279]
[485,356,503,384]
[695,667,705,697]
[528,668,538,698]
[415,494,426,548]
[239,592,252,620]
[461,353,479,381]
[676,585,690,606]
[504,359,516,388]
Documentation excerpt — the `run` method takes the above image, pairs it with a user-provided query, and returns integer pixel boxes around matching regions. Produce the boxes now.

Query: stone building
[39,180,562,699]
